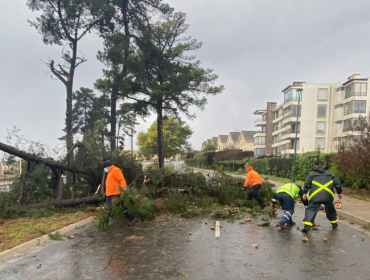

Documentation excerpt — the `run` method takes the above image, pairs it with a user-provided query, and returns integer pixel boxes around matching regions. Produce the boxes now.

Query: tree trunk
[17,172,24,204]
[0,141,92,176]
[101,171,106,196]
[66,82,74,153]
[110,83,118,151]
[157,101,164,168]
[56,175,64,200]
[22,194,104,210]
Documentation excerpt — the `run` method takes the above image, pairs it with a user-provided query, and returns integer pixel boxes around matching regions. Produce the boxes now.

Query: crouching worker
[301,160,342,233]
[103,159,137,226]
[243,166,266,209]
[272,183,307,229]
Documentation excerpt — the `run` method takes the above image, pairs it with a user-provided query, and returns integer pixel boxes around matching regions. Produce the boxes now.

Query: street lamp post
[291,88,303,182]
[232,135,236,172]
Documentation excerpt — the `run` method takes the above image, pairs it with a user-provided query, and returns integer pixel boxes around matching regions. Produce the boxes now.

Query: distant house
[227,132,241,149]
[238,131,258,151]
[217,135,228,151]
[201,141,207,150]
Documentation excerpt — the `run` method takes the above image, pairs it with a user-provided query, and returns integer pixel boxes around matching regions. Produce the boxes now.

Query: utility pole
[292,88,303,182]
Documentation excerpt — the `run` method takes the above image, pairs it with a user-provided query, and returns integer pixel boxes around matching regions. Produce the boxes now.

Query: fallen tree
[0,141,103,209]
[0,141,92,176]
[22,194,104,210]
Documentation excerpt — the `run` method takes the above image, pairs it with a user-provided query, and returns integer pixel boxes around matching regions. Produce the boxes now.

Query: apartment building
[253,102,277,156]
[253,73,369,156]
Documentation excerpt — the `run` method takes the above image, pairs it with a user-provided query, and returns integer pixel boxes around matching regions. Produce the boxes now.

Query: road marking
[215,221,220,237]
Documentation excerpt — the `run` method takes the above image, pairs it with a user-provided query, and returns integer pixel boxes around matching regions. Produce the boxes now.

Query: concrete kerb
[337,210,370,229]
[0,216,96,263]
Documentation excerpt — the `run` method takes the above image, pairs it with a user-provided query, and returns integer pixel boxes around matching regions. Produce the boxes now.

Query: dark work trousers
[247,184,265,207]
[106,195,135,221]
[276,192,294,225]
[303,201,337,227]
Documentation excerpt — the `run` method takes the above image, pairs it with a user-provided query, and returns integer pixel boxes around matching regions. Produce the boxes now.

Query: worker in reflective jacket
[301,160,342,233]
[272,183,307,229]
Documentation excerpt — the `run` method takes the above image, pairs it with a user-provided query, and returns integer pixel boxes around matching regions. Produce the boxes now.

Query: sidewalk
[193,168,370,230]
[267,179,370,229]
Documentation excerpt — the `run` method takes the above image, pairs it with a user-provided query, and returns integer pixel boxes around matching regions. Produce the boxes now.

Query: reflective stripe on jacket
[304,166,341,203]
[276,183,300,199]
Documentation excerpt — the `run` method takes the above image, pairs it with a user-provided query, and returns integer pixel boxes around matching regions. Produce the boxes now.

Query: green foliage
[137,117,193,159]
[48,231,64,241]
[0,192,25,219]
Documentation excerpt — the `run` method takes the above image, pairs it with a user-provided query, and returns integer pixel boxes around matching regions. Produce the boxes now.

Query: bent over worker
[301,160,342,233]
[103,159,137,226]
[244,166,266,208]
[272,183,307,229]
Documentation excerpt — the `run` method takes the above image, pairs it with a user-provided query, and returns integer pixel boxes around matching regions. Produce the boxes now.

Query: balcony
[271,140,290,149]
[282,116,300,125]
[272,125,290,136]
[272,115,283,124]
[253,132,266,137]
[254,118,267,126]
[282,132,298,140]
[252,144,266,149]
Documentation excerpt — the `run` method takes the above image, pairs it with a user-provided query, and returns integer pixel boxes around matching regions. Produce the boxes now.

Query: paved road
[1,202,370,280]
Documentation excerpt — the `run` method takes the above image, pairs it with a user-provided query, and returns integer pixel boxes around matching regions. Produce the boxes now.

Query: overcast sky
[2,0,370,154]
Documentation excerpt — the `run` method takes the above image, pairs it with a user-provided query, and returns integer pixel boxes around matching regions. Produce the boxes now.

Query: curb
[0,216,96,263]
[337,209,370,229]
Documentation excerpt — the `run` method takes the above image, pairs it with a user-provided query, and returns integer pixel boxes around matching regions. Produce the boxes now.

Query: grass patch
[177,270,188,277]
[0,207,97,253]
[48,231,64,241]
[350,195,370,202]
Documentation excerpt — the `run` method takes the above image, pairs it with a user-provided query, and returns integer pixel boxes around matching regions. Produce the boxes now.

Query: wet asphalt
[0,202,370,280]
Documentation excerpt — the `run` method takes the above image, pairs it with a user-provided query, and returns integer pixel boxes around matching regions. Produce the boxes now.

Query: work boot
[286,221,296,227]
[128,217,137,226]
[332,223,338,230]
[301,225,311,233]
[276,223,287,229]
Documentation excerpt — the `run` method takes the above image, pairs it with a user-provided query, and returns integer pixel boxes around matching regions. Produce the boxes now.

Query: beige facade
[238,131,257,151]
[253,74,370,156]
[217,135,228,151]
[226,132,241,149]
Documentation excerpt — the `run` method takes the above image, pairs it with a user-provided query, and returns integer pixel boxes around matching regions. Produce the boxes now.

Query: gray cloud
[2,0,370,152]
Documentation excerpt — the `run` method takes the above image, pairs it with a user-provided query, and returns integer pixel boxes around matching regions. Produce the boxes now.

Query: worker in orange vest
[103,159,137,226]
[244,166,266,208]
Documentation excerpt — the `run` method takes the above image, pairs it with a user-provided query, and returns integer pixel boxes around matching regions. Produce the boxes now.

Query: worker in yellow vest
[301,160,342,233]
[272,182,307,229]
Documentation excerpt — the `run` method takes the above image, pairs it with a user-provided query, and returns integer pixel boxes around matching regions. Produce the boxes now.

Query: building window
[318,105,327,116]
[333,137,342,142]
[318,89,327,100]
[317,122,326,132]
[354,100,366,113]
[344,101,353,115]
[334,104,343,109]
[292,139,300,149]
[316,137,325,149]
[254,148,265,157]
[254,137,265,145]
[284,88,302,104]
[292,123,300,133]
[345,83,367,99]
[343,118,359,132]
